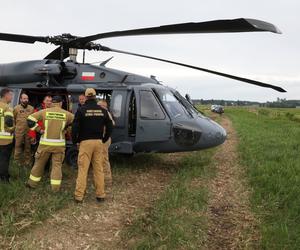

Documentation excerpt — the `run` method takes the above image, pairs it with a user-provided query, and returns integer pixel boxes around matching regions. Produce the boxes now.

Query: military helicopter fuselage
[0,18,287,165]
[0,59,227,159]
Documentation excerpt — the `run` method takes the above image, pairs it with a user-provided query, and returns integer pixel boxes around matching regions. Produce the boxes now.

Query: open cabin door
[134,86,171,142]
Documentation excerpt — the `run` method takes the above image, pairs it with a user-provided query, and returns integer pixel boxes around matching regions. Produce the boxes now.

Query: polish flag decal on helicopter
[81,72,95,81]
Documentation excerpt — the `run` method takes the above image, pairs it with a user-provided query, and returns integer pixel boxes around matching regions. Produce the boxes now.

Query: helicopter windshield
[155,88,190,119]
[172,91,205,118]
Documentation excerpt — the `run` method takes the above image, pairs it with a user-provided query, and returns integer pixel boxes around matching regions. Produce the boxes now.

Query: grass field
[2,107,300,249]
[227,108,300,249]
[256,107,300,122]
[0,154,165,239]
[0,162,75,242]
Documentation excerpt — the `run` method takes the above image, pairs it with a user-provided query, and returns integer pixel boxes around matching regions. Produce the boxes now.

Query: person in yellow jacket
[98,99,115,186]
[0,88,14,182]
[26,96,74,191]
[13,93,34,167]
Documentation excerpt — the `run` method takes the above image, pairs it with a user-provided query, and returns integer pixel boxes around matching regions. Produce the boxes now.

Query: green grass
[0,162,74,242]
[0,152,175,248]
[254,107,300,122]
[121,149,215,249]
[227,108,300,249]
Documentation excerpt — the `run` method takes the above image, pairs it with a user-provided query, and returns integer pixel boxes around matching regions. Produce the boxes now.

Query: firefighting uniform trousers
[0,143,13,179]
[103,138,112,184]
[14,131,32,166]
[28,145,65,191]
[75,139,105,201]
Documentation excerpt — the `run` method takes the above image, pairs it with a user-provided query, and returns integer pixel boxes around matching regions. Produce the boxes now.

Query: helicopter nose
[199,118,227,148]
[214,123,227,145]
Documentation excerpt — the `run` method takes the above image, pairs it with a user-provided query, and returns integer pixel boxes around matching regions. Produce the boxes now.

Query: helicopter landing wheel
[65,147,78,169]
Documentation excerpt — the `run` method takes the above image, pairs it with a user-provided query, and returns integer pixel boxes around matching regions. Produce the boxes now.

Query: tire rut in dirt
[206,116,259,249]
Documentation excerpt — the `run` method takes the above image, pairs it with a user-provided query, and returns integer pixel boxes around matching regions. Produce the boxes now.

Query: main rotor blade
[99,46,286,93]
[0,32,48,44]
[71,18,281,47]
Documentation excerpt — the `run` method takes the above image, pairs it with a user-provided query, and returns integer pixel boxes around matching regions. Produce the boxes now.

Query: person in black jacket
[72,88,113,203]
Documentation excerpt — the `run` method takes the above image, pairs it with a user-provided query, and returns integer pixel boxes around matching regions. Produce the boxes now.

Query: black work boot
[74,198,83,204]
[0,175,10,183]
[96,197,105,203]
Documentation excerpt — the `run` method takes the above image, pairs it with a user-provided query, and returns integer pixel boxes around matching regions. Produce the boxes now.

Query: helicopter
[0,18,286,166]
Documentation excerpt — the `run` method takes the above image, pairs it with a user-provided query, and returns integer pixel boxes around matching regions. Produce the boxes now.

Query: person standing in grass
[0,88,15,182]
[26,96,74,191]
[98,99,115,187]
[72,88,113,203]
[13,93,34,167]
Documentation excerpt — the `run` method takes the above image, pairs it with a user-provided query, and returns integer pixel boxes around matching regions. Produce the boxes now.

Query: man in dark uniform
[72,88,113,203]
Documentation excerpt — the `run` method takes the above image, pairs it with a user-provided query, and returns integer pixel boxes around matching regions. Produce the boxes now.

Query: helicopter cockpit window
[140,90,165,120]
[155,89,190,119]
[173,91,204,118]
[111,94,122,118]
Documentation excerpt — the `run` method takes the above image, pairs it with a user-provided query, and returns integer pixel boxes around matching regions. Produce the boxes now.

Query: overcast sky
[0,0,299,102]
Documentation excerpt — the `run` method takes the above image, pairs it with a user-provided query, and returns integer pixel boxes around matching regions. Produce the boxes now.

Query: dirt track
[206,116,259,249]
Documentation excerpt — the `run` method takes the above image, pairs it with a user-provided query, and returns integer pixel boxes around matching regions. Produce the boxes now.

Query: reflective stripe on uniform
[60,121,66,139]
[4,111,13,117]
[30,125,38,131]
[0,107,14,138]
[30,174,41,182]
[29,123,39,131]
[28,115,38,130]
[0,135,13,139]
[0,131,13,139]
[40,138,65,146]
[0,116,4,132]
[44,119,49,138]
[51,179,61,185]
[28,115,38,122]
[0,108,4,132]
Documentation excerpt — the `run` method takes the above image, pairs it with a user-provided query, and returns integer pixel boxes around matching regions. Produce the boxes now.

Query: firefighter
[72,88,113,203]
[0,88,14,182]
[26,96,74,191]
[28,95,52,146]
[98,99,115,186]
[13,93,34,167]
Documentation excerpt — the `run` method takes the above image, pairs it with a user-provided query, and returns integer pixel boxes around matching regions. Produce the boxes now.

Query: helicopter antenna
[82,49,86,64]
[89,57,114,66]
[100,56,114,66]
